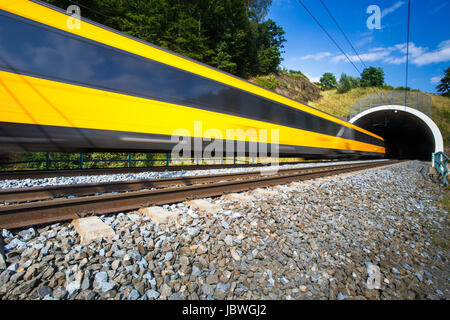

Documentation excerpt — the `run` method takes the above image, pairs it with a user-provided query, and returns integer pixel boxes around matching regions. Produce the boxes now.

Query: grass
[442,186,450,211]
[426,93,450,149]
[309,87,393,119]
[253,74,280,90]
[427,187,450,249]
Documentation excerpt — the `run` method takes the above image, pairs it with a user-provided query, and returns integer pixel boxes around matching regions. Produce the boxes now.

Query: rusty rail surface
[0,161,323,180]
[0,162,384,204]
[0,160,400,229]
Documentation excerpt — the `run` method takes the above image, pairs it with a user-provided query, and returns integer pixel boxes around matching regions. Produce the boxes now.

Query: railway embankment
[0,160,448,300]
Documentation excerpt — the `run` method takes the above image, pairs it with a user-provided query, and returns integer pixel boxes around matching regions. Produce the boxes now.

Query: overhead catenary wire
[295,0,363,75]
[404,0,411,107]
[317,0,385,101]
[65,0,114,19]
[318,0,368,70]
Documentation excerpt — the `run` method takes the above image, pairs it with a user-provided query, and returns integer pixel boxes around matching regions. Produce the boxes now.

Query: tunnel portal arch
[349,105,444,160]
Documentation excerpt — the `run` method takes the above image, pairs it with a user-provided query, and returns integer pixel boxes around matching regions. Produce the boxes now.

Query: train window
[0,11,383,147]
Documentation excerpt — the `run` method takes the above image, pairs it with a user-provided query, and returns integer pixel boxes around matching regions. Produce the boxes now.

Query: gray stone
[128,289,140,300]
[146,289,160,299]
[66,281,81,297]
[165,252,173,261]
[217,282,229,291]
[7,262,19,272]
[53,286,67,300]
[111,260,121,270]
[94,271,108,287]
[10,271,24,283]
[160,284,172,297]
[224,235,233,246]
[179,256,190,266]
[192,266,202,277]
[81,276,91,290]
[187,227,200,237]
[202,283,214,296]
[37,286,53,299]
[101,282,116,292]
[0,255,7,270]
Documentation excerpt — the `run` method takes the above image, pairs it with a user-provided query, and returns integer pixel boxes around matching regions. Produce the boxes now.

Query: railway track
[0,161,325,180]
[0,160,400,229]
[0,162,386,204]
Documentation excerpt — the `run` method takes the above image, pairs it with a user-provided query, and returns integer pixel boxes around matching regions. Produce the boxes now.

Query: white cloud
[430,76,441,84]
[429,1,447,15]
[355,36,374,47]
[329,40,450,67]
[304,73,321,82]
[381,1,405,18]
[331,50,391,64]
[384,56,406,65]
[393,42,427,58]
[294,52,332,61]
[412,40,450,66]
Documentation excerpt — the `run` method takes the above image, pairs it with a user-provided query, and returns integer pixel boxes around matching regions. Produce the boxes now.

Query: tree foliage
[319,72,337,90]
[436,67,450,97]
[336,73,352,93]
[360,66,384,87]
[44,0,284,78]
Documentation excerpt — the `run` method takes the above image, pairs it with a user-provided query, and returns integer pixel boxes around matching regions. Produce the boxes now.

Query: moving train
[0,0,385,159]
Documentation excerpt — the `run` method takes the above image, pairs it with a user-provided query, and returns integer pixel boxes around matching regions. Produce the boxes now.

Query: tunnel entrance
[349,106,443,161]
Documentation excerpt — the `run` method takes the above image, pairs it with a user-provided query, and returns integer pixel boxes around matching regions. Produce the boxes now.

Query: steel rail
[0,161,322,180]
[0,162,385,204]
[0,160,400,229]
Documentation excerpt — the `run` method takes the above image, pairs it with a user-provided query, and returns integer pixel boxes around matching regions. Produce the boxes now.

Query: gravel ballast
[0,160,448,300]
[0,159,387,190]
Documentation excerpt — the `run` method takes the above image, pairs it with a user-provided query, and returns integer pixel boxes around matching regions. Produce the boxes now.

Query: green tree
[319,72,337,90]
[254,19,285,75]
[348,76,361,88]
[247,0,273,22]
[336,73,352,93]
[436,67,450,97]
[44,0,285,78]
[360,66,384,87]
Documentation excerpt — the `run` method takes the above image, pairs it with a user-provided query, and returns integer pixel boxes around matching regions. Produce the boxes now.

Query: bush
[336,74,352,93]
[254,74,280,90]
[361,66,384,87]
[395,86,411,91]
[320,72,337,90]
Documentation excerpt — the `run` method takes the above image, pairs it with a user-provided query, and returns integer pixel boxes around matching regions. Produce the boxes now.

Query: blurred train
[0,0,385,159]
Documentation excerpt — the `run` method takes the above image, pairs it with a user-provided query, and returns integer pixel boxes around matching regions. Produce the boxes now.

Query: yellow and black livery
[0,0,385,158]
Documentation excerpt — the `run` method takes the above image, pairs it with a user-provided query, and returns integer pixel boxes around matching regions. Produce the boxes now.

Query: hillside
[251,73,450,150]
[250,72,321,104]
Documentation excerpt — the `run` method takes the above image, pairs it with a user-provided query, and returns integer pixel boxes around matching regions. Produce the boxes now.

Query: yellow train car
[0,0,385,158]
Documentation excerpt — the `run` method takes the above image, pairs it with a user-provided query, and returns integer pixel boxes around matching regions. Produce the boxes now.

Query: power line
[404,0,411,106]
[318,0,368,70]
[66,0,114,19]
[295,0,362,75]
[317,0,385,101]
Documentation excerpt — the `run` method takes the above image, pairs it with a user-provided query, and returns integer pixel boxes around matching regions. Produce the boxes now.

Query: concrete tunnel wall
[349,105,444,161]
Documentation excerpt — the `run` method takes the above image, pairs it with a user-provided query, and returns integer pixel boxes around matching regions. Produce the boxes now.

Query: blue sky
[267,0,450,93]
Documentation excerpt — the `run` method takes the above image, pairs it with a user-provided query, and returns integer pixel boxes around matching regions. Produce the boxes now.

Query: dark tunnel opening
[352,109,435,161]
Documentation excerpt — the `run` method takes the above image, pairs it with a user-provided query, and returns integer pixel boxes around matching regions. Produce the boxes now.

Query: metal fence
[349,91,432,119]
[0,153,285,171]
